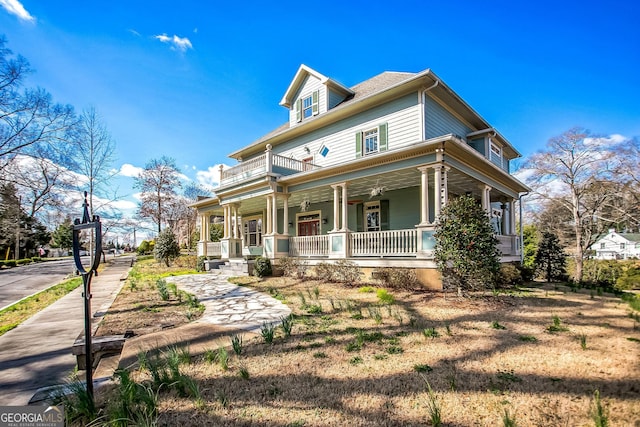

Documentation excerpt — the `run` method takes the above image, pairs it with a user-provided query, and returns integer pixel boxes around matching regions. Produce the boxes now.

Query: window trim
[364,201,381,232]
[356,122,388,158]
[242,215,263,247]
[363,127,379,156]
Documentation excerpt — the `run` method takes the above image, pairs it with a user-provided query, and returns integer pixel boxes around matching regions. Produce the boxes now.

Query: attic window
[303,95,314,119]
[296,90,319,122]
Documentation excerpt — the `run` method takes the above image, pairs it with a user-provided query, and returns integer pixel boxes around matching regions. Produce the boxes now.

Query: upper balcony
[220,144,320,187]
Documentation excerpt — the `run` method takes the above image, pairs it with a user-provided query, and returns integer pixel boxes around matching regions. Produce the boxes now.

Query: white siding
[424,94,472,139]
[274,93,421,168]
[328,88,346,110]
[288,75,326,126]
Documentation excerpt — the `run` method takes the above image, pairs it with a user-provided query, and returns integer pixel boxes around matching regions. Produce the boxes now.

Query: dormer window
[296,90,319,122]
[302,95,314,119]
[490,141,502,167]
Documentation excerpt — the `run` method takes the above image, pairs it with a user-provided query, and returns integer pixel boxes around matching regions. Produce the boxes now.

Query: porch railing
[497,235,520,256]
[272,154,316,172]
[350,229,418,257]
[206,242,222,257]
[289,235,330,257]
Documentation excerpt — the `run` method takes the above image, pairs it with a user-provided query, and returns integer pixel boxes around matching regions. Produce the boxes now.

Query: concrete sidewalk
[0,256,132,406]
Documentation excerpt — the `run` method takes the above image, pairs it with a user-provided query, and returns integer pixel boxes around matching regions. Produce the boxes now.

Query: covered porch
[194,144,522,265]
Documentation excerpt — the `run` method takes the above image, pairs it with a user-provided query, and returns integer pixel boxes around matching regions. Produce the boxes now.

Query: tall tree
[69,107,116,216]
[0,37,76,170]
[134,156,182,233]
[434,195,501,295]
[521,128,632,283]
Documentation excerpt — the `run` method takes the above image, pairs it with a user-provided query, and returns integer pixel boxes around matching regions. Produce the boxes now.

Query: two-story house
[593,229,640,260]
[191,65,529,288]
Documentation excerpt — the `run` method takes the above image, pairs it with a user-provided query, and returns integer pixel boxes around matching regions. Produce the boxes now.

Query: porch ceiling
[234,166,506,215]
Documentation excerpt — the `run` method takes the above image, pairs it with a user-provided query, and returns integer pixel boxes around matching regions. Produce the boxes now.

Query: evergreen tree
[535,231,567,282]
[434,195,501,295]
[154,228,180,267]
[51,218,74,251]
[521,224,538,281]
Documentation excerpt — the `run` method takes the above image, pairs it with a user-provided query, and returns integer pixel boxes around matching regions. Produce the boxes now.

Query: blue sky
[1,0,639,224]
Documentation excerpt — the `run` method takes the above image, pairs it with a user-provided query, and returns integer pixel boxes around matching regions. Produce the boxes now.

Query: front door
[298,220,320,236]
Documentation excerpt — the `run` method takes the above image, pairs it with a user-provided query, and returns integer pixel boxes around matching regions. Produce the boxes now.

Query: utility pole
[14,196,21,261]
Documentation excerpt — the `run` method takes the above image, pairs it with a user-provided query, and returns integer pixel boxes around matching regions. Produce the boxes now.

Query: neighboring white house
[191,65,530,288]
[593,230,640,260]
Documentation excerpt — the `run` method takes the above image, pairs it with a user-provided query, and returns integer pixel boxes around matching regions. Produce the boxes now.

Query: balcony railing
[221,149,319,185]
[350,229,418,257]
[289,235,330,257]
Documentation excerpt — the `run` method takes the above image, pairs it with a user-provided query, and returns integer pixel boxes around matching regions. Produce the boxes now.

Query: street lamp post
[73,192,102,405]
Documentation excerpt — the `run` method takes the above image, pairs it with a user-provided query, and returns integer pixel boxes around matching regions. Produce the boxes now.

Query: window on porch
[243,217,262,246]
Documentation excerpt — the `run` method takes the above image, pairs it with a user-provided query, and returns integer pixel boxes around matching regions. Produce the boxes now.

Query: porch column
[266,195,272,235]
[441,166,449,207]
[331,184,340,232]
[223,205,230,238]
[480,185,492,215]
[282,195,290,235]
[232,204,239,239]
[418,166,430,225]
[271,194,278,235]
[500,202,508,236]
[509,199,516,235]
[341,182,348,231]
[433,166,442,218]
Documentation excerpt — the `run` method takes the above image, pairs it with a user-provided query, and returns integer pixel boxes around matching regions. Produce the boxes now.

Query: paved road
[0,256,132,406]
[0,259,79,310]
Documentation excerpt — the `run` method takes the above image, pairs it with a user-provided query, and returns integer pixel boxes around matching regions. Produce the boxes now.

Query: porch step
[217,259,254,276]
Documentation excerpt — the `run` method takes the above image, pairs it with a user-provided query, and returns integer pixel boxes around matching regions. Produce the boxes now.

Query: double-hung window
[302,95,314,119]
[364,128,379,155]
[355,123,388,158]
[295,90,319,122]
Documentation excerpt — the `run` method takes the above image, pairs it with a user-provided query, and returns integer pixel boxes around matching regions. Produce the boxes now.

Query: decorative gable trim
[280,64,354,109]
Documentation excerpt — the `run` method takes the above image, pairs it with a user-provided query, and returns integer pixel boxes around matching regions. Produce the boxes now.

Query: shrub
[314,262,334,282]
[374,267,421,290]
[499,263,523,287]
[156,279,170,301]
[616,266,640,291]
[376,289,395,304]
[154,229,180,267]
[253,256,272,278]
[435,195,501,294]
[581,259,624,289]
[16,258,32,265]
[196,256,207,272]
[332,260,362,285]
[4,260,16,268]
[277,256,307,279]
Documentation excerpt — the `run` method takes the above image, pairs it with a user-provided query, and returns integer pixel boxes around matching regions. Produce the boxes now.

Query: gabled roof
[620,233,640,242]
[230,66,522,160]
[279,64,354,108]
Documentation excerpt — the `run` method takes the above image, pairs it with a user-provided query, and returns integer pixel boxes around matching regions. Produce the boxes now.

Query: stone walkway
[165,272,291,333]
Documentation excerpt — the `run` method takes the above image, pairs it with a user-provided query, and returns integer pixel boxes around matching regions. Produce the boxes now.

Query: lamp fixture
[369,179,386,198]
[300,198,310,212]
[322,217,328,224]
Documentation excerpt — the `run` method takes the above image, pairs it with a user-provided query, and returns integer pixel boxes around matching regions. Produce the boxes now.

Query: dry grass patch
[95,276,640,426]
[95,257,203,337]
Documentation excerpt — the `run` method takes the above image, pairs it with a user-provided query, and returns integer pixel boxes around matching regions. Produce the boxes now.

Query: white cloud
[196,164,229,190]
[584,133,627,147]
[154,33,193,52]
[0,0,34,22]
[128,29,141,37]
[118,163,143,177]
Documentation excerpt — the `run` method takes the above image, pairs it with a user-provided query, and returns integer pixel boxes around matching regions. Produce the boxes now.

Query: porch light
[288,221,293,227]
[322,217,328,224]
[300,199,311,212]
[369,180,386,198]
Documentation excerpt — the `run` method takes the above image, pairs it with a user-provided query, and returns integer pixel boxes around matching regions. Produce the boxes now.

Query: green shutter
[356,203,364,232]
[296,99,302,122]
[379,123,388,151]
[380,199,389,231]
[355,131,362,158]
[312,90,319,115]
